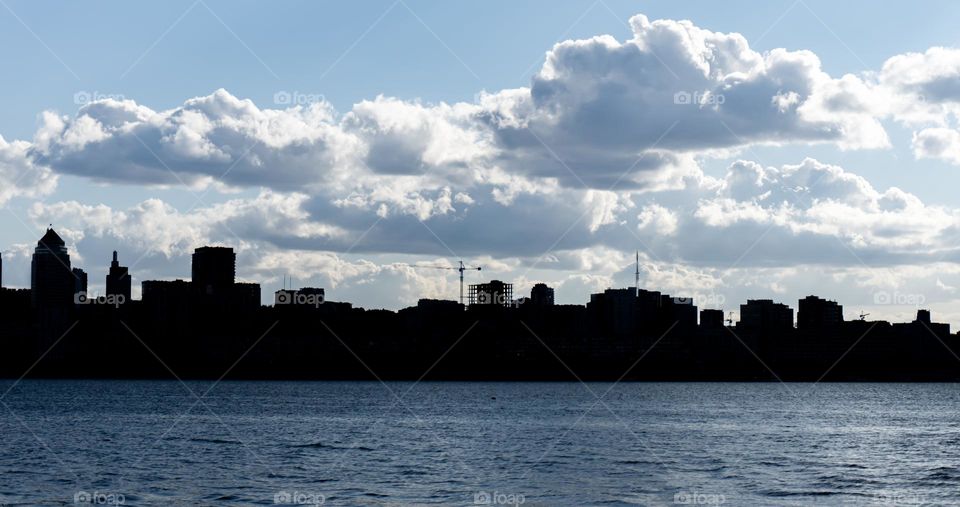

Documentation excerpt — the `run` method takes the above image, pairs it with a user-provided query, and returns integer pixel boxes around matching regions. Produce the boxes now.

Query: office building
[192,246,236,298]
[739,299,794,332]
[105,251,131,302]
[530,283,555,306]
[797,295,843,330]
[30,228,73,308]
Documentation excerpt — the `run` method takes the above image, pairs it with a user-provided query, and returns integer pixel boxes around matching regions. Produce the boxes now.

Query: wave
[187,437,243,445]
[290,441,376,451]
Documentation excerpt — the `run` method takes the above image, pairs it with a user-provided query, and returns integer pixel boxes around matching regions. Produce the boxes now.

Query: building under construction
[468,280,513,306]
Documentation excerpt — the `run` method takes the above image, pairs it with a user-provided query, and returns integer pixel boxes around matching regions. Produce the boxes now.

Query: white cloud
[912,127,960,164]
[0,135,57,205]
[873,47,960,165]
[637,204,678,235]
[16,12,911,214]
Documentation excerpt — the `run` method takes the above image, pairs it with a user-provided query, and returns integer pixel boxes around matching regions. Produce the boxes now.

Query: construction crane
[859,311,870,321]
[398,261,482,305]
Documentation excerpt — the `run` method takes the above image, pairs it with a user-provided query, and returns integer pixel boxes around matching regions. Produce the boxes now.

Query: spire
[635,251,640,297]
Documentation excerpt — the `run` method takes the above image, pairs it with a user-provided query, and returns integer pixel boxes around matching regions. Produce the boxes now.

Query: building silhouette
[469,280,513,306]
[700,308,725,329]
[233,282,262,311]
[530,283,555,306]
[142,279,191,313]
[72,268,88,296]
[192,246,236,299]
[739,299,794,332]
[105,251,131,302]
[30,228,74,308]
[798,295,843,330]
[589,288,640,337]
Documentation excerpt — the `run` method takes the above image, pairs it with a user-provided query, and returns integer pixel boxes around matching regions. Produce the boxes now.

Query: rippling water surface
[0,381,959,506]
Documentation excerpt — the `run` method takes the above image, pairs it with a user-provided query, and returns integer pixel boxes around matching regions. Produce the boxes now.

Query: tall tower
[105,251,131,302]
[31,227,73,308]
[635,251,640,298]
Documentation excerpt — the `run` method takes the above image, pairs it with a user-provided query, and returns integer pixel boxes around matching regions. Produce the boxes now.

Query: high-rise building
[192,246,236,298]
[31,228,73,308]
[72,268,88,296]
[530,283,555,306]
[739,299,794,332]
[797,295,843,330]
[588,288,638,336]
[105,251,131,302]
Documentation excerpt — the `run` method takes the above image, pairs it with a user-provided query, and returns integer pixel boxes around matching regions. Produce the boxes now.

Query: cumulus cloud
[689,158,959,260]
[872,47,960,165]
[27,191,344,258]
[511,14,889,156]
[912,127,960,164]
[20,12,905,215]
[0,135,57,205]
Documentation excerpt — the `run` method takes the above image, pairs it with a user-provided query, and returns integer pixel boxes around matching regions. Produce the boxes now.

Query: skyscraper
[797,295,843,330]
[105,251,131,302]
[30,228,74,308]
[530,283,555,306]
[192,246,236,298]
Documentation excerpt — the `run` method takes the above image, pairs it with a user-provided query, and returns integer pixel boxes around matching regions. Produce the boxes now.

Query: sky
[4,0,960,326]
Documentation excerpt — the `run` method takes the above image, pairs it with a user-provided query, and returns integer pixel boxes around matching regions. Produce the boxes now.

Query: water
[0,381,958,506]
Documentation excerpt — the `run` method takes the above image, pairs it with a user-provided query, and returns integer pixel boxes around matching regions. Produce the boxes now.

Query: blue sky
[4,0,960,326]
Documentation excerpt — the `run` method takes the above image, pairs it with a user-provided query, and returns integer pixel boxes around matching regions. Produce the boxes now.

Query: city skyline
[3,226,951,332]
[2,225,955,384]
[3,3,960,329]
